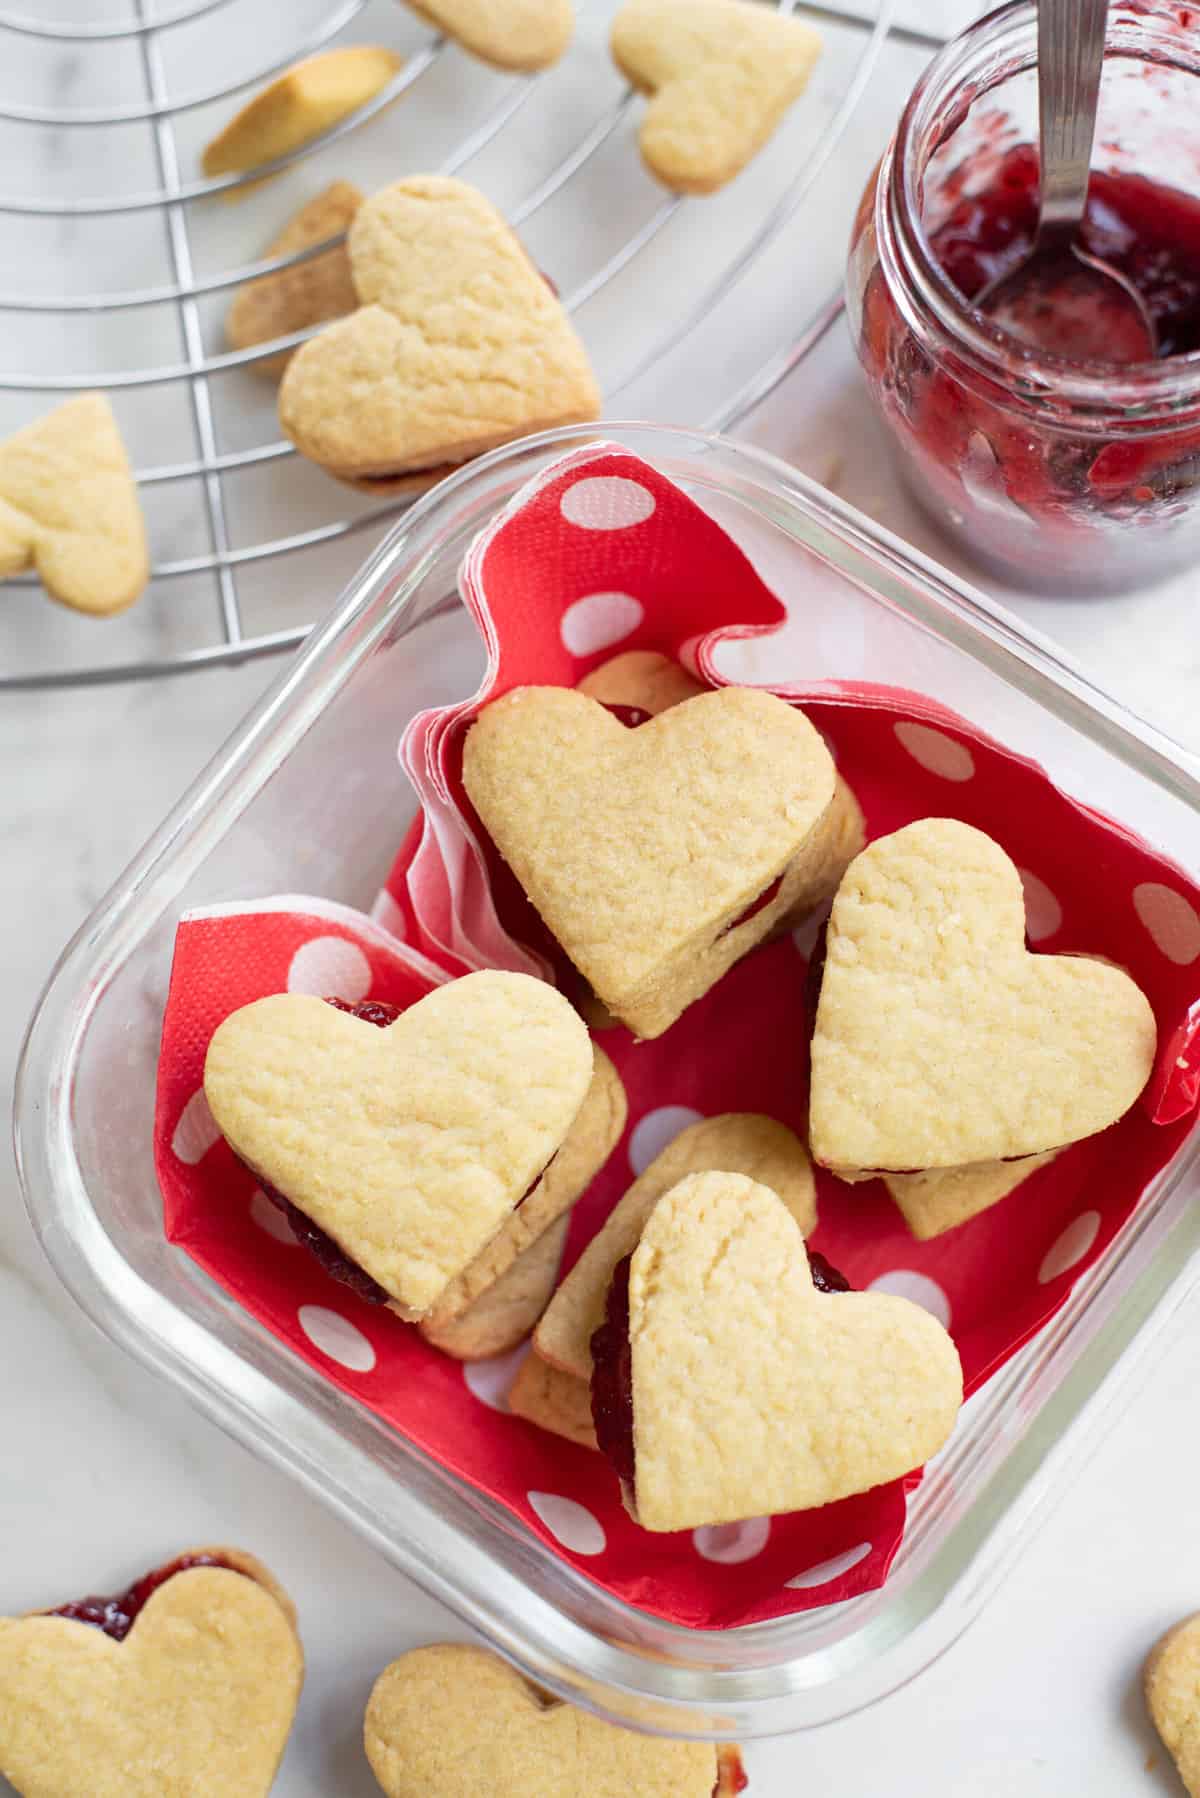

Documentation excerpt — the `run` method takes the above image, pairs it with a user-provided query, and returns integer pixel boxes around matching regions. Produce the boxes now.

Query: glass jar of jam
[847,1,1200,593]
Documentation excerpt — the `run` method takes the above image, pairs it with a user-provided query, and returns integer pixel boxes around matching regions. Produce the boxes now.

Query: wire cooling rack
[0,0,947,691]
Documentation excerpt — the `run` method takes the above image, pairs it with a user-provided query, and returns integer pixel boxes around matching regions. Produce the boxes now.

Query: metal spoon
[977,0,1157,363]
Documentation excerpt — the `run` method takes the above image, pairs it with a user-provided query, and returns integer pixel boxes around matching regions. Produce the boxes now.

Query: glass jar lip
[886,0,1200,418]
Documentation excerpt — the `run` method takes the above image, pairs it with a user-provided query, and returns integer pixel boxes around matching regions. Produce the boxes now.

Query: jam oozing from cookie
[720,871,785,936]
[802,917,828,1037]
[715,1746,750,1796]
[601,701,653,729]
[325,995,403,1028]
[591,1249,852,1493]
[46,1553,240,1643]
[589,1253,636,1491]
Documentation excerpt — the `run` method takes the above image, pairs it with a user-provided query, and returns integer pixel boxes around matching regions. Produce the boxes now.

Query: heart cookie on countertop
[597,1171,962,1532]
[0,1548,302,1798]
[535,1111,817,1381]
[406,0,573,69]
[809,819,1158,1174]
[364,1644,736,1797]
[612,0,822,193]
[277,176,600,491]
[1146,1614,1200,1796]
[203,969,594,1319]
[462,684,837,1038]
[0,394,148,616]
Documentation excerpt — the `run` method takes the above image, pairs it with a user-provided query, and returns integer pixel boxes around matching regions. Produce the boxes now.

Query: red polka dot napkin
[155,446,1200,1630]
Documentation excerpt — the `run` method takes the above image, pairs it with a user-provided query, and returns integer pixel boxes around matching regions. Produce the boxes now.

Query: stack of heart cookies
[195,651,1158,1540]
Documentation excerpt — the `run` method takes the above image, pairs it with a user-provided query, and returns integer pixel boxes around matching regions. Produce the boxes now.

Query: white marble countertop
[4,3,1200,1795]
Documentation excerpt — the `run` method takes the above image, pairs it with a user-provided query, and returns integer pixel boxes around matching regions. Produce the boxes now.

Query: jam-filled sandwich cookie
[463,683,845,1039]
[364,1644,744,1796]
[278,176,599,493]
[535,1111,815,1385]
[0,1548,302,1798]
[612,0,821,194]
[1146,1614,1200,1796]
[508,1349,600,1449]
[808,819,1157,1235]
[203,970,598,1321]
[226,181,364,379]
[592,1171,962,1531]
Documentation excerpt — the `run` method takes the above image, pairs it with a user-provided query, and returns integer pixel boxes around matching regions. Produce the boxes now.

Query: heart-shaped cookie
[364,1644,730,1796]
[201,47,402,194]
[509,1347,599,1448]
[809,818,1158,1173]
[226,180,363,379]
[406,0,573,70]
[278,176,600,491]
[204,969,594,1318]
[535,1110,817,1380]
[613,1171,962,1531]
[420,1043,625,1332]
[0,394,148,616]
[1146,1614,1200,1796]
[463,684,837,1038]
[882,1150,1059,1240]
[0,1549,302,1798]
[611,0,822,194]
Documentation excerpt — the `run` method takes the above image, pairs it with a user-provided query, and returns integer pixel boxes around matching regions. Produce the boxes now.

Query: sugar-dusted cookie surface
[0,394,148,616]
[623,1172,962,1531]
[463,684,837,1038]
[1147,1614,1200,1797]
[0,1549,302,1798]
[883,1151,1059,1240]
[536,1111,816,1380]
[420,1214,570,1362]
[810,818,1158,1173]
[201,47,401,192]
[204,970,594,1319]
[612,0,822,193]
[405,0,573,69]
[420,1046,625,1329]
[226,180,363,378]
[278,176,600,490]
[364,1644,724,1797]
[508,1351,599,1449]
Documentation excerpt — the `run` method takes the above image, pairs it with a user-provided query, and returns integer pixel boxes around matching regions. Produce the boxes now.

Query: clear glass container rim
[883,0,1200,422]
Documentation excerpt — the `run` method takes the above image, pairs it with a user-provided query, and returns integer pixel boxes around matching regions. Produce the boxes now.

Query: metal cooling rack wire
[0,0,947,690]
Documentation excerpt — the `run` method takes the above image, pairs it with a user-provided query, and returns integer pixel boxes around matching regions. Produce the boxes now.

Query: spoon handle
[1038,0,1110,239]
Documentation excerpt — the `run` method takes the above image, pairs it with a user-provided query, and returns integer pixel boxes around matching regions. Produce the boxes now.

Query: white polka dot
[869,1269,952,1330]
[250,1188,297,1244]
[371,890,408,941]
[893,721,975,782]
[785,1541,872,1589]
[693,1518,771,1564]
[560,591,644,657]
[1019,868,1063,942]
[1134,882,1200,965]
[792,905,830,960]
[172,1088,221,1165]
[286,936,372,1001]
[463,1342,531,1412]
[1038,1210,1101,1283]
[297,1305,376,1372]
[527,1492,606,1556]
[628,1105,704,1176]
[559,476,656,531]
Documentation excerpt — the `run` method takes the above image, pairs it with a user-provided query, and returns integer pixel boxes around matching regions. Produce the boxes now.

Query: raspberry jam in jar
[846,2,1200,592]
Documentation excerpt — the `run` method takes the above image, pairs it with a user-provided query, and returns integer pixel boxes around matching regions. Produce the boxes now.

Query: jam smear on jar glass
[47,1553,241,1643]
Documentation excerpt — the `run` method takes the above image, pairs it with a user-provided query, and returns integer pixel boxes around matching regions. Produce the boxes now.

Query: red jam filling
[46,1553,240,1642]
[859,144,1200,518]
[591,1248,852,1495]
[803,917,829,1040]
[602,701,653,729]
[720,871,785,937]
[715,1747,750,1795]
